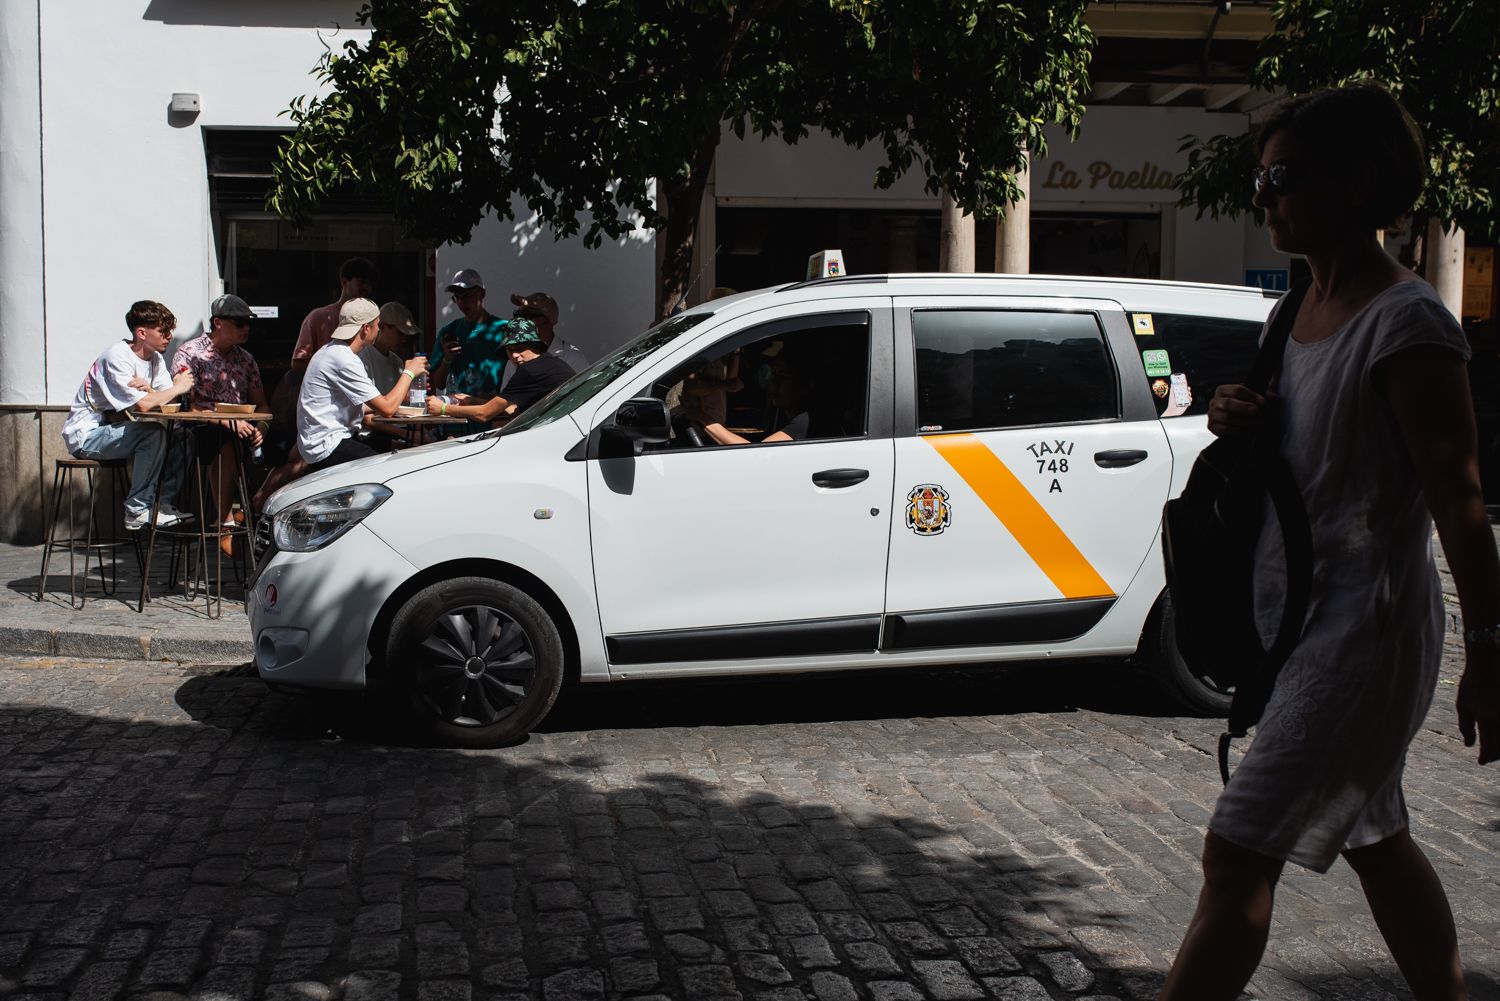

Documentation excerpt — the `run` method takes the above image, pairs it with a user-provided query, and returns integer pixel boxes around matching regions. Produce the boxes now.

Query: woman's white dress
[1210,280,1471,872]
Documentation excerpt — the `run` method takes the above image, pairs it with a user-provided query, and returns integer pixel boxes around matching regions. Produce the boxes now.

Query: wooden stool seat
[55,457,127,469]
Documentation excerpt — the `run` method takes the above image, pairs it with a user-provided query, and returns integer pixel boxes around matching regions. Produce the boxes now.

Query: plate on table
[214,402,255,414]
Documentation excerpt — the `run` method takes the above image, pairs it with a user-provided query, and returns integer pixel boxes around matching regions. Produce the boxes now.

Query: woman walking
[1161,84,1500,1000]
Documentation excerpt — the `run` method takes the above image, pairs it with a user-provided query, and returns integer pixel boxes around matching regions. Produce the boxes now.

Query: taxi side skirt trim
[607,615,881,665]
[882,597,1115,651]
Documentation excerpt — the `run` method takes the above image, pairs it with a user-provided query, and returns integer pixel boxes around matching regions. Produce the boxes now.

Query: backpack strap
[1218,281,1314,785]
[1245,282,1309,395]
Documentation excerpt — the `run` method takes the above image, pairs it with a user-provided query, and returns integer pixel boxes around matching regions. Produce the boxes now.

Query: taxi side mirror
[605,397,671,445]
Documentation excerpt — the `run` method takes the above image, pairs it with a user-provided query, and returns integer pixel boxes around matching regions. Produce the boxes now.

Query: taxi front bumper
[247,522,416,690]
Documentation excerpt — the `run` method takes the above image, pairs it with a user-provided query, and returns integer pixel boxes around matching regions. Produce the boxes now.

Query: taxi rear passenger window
[1137,313,1264,417]
[913,310,1116,432]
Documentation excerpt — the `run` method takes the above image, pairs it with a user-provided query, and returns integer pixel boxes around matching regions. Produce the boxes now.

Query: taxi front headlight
[272,484,392,553]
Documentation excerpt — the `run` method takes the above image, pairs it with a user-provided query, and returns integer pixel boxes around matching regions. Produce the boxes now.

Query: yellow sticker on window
[1132,313,1155,337]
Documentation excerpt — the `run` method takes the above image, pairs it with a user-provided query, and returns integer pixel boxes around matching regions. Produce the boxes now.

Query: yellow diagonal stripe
[926,434,1114,600]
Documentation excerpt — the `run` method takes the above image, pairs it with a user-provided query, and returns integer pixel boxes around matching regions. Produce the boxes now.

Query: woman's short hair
[124,300,176,335]
[1257,83,1426,230]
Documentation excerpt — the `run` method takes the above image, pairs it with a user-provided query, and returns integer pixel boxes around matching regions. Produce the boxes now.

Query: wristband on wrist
[441,401,448,415]
[402,369,416,380]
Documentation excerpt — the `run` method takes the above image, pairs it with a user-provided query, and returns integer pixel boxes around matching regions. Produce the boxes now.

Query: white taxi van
[250,274,1275,746]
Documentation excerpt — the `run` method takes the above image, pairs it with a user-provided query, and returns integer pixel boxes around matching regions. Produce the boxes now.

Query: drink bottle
[409,353,428,406]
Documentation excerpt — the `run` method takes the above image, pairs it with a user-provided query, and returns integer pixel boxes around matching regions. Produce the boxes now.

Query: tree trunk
[939,190,975,273]
[654,147,716,322]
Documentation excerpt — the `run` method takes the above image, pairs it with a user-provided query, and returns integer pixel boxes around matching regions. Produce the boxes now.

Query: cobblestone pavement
[1,650,1497,1001]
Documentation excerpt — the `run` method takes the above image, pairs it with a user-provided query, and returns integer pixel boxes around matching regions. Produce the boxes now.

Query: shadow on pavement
[538,659,1182,733]
[3,674,1495,1000]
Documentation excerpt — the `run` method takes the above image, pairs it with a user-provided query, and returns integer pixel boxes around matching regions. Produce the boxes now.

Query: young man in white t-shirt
[293,298,427,473]
[62,300,197,530]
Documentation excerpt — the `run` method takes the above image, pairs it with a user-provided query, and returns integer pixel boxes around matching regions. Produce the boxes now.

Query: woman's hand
[1458,647,1500,764]
[1206,384,1267,438]
[425,396,443,415]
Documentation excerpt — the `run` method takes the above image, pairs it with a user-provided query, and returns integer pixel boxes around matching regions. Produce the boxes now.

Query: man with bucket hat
[426,318,574,426]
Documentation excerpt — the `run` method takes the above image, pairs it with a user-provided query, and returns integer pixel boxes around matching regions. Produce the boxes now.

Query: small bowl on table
[158,403,181,414]
[214,402,255,415]
[395,405,425,417]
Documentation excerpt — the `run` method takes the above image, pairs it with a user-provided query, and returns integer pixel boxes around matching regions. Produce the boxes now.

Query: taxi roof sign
[806,249,846,280]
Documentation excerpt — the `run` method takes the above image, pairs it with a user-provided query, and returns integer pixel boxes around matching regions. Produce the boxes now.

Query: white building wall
[435,199,657,363]
[26,1,367,406]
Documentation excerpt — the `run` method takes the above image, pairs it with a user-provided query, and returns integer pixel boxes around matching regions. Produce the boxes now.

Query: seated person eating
[426,319,574,425]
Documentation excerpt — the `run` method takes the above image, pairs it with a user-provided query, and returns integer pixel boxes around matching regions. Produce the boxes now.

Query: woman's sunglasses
[1251,162,1294,195]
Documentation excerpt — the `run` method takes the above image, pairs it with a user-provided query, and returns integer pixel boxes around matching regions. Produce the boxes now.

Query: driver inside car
[684,340,849,444]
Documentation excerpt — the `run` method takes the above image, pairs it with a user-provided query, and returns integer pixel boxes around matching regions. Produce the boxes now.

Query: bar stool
[36,457,140,609]
[145,427,256,618]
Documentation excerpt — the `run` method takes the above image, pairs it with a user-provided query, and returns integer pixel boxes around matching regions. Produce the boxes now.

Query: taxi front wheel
[1147,595,1234,717]
[385,576,565,748]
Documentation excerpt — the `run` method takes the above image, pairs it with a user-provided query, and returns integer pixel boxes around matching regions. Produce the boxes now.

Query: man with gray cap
[295,298,428,472]
[430,268,512,398]
[173,294,270,542]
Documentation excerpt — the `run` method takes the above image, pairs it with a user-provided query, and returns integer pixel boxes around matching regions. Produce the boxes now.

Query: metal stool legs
[37,459,138,609]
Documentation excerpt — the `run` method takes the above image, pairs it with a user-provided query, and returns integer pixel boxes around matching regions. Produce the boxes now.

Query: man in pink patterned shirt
[174,294,269,548]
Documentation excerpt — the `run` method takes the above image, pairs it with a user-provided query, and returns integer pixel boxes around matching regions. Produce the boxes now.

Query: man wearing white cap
[292,298,428,473]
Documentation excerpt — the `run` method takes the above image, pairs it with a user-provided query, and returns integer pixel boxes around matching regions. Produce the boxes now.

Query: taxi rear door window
[913,310,1117,432]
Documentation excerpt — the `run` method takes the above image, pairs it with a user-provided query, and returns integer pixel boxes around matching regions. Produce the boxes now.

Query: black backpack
[1161,283,1314,783]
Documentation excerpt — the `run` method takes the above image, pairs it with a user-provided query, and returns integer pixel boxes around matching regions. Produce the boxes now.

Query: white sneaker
[159,504,196,522]
[124,509,183,531]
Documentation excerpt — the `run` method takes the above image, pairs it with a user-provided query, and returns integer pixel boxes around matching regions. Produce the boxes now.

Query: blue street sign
[1244,268,1290,292]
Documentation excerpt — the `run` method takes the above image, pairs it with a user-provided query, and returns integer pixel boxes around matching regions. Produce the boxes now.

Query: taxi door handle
[812,468,870,488]
[1094,449,1148,468]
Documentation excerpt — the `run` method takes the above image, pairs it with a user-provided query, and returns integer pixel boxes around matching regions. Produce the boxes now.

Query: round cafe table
[369,413,470,444]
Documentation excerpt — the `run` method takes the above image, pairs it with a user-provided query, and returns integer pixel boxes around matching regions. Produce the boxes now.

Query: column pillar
[939,190,975,273]
[994,152,1031,274]
[1427,217,1465,320]
[0,0,48,404]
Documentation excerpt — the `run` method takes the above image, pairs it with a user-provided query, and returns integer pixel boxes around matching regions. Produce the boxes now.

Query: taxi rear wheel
[1147,595,1234,717]
[386,576,564,748]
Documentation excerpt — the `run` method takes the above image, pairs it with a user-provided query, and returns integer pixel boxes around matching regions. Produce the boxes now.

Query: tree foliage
[270,0,1094,316]
[1177,0,1500,239]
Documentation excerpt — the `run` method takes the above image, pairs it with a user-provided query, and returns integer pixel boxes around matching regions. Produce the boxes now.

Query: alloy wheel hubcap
[415,604,537,727]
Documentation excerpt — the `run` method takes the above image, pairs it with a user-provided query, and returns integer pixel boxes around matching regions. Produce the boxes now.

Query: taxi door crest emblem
[906,484,951,536]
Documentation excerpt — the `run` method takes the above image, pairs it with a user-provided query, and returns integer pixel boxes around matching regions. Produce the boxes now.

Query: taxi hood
[262,434,499,516]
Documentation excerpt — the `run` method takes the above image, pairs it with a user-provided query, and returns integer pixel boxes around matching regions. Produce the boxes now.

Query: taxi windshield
[491,311,714,437]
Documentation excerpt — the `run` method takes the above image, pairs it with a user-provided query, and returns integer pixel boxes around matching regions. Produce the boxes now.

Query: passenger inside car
[667,324,867,446]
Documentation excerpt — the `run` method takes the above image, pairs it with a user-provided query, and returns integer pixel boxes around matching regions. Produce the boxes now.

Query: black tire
[384,575,565,748]
[1145,594,1234,717]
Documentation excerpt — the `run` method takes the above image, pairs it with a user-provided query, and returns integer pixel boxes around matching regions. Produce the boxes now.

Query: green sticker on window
[1142,349,1172,377]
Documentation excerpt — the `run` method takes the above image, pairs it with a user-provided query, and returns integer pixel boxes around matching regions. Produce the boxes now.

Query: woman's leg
[1343,829,1466,1001]
[1160,830,1286,1001]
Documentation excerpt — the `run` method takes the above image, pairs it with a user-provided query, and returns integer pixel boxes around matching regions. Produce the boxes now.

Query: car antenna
[669,245,722,315]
